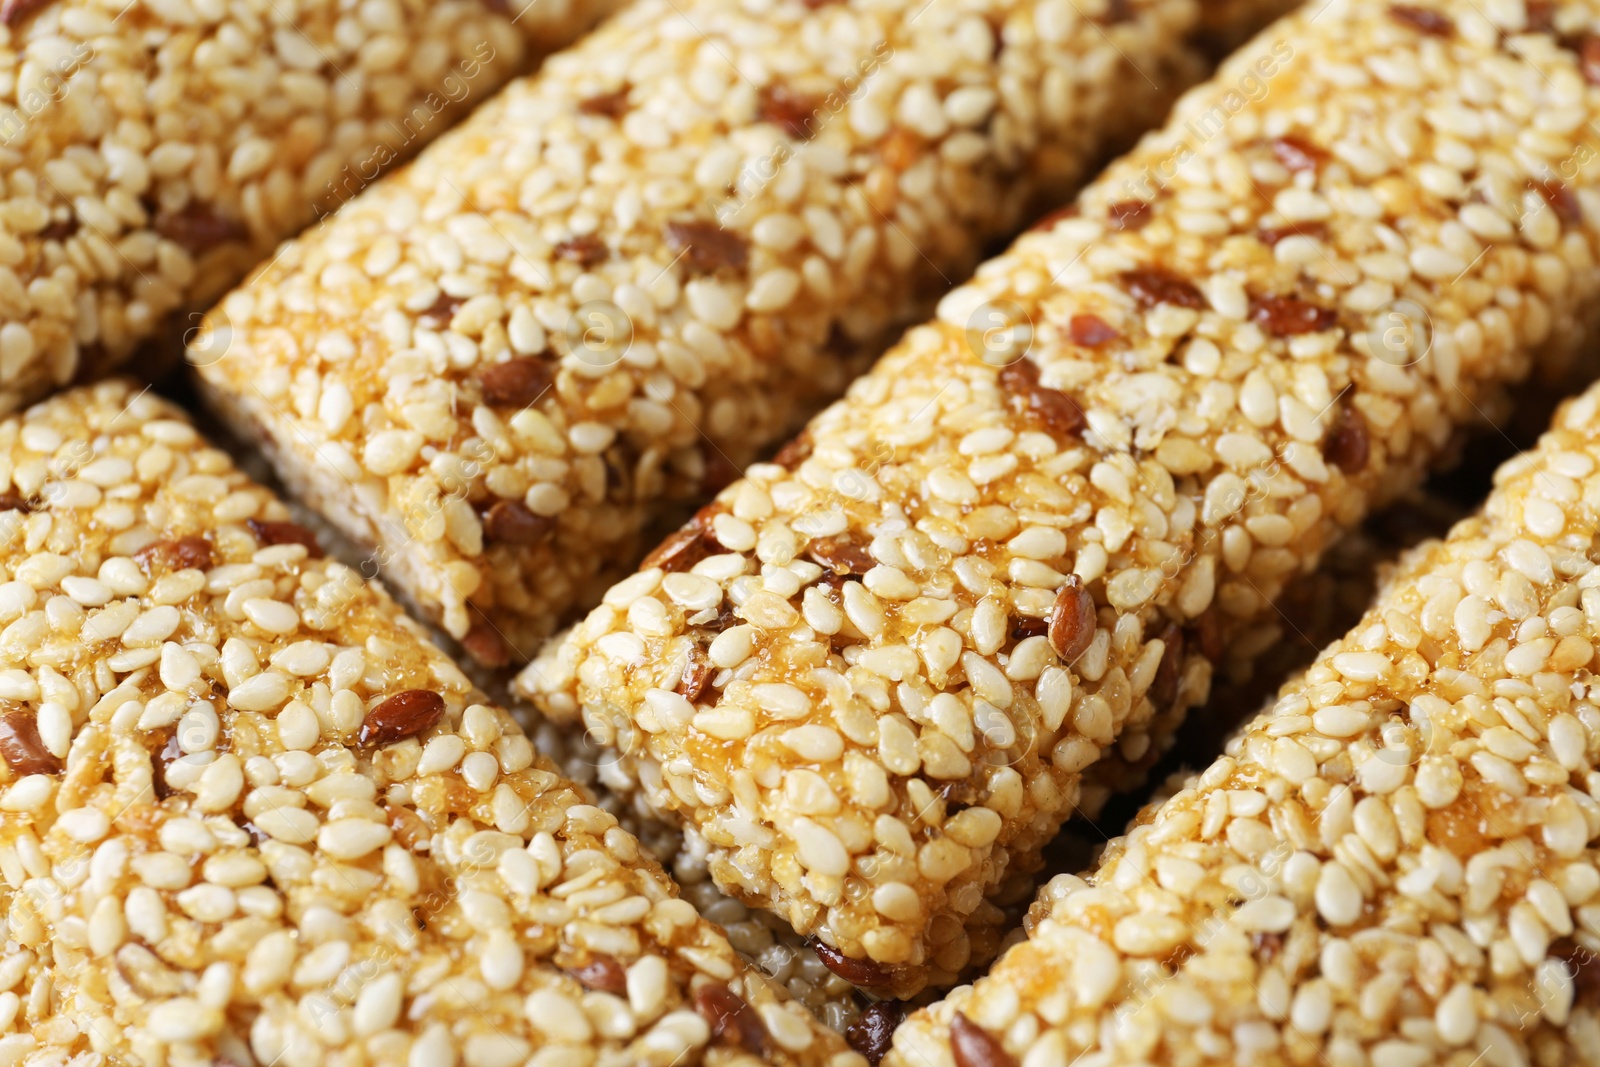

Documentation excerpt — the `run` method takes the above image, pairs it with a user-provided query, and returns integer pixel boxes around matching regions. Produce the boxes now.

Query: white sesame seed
[707,625,756,669]
[352,973,404,1037]
[0,670,39,701]
[242,597,301,635]
[791,817,850,877]
[1329,652,1392,682]
[227,671,292,712]
[147,999,221,1043]
[252,807,319,845]
[1315,861,1364,926]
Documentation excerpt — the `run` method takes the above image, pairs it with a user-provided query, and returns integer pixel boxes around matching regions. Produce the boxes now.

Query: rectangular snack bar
[884,359,1600,1067]
[0,379,858,1067]
[0,0,617,412]
[193,0,1296,663]
[521,0,1600,998]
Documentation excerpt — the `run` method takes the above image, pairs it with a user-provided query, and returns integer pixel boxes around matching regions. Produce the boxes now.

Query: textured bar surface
[0,379,858,1067]
[1076,486,1469,819]
[0,0,612,411]
[522,0,1600,997]
[887,370,1600,1067]
[193,0,1294,662]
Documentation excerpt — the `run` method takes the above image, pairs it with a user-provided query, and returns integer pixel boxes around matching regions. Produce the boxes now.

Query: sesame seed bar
[0,379,860,1067]
[191,0,1297,665]
[884,363,1600,1067]
[520,0,1600,999]
[0,0,616,414]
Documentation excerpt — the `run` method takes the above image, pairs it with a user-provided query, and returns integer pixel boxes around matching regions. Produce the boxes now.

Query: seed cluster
[522,0,1600,997]
[0,0,612,414]
[887,376,1600,1067]
[0,379,858,1067]
[192,0,1297,661]
[525,709,884,1027]
[1077,487,1469,821]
